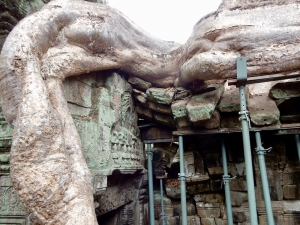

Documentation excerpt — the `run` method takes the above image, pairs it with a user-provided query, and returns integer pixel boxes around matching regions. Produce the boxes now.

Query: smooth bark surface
[1,0,300,224]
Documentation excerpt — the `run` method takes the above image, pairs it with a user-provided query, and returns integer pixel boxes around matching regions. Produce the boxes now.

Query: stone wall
[151,136,300,225]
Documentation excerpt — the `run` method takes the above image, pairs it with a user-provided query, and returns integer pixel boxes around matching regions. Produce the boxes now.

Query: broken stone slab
[135,106,153,121]
[193,110,221,129]
[218,87,249,113]
[249,93,280,126]
[153,112,176,127]
[186,86,224,122]
[149,101,172,115]
[146,88,175,105]
[128,75,152,91]
[269,81,300,99]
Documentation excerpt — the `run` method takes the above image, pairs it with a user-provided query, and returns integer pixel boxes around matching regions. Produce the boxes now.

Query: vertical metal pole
[160,179,166,225]
[221,140,234,225]
[255,131,275,225]
[146,144,155,225]
[237,57,258,225]
[295,134,300,162]
[178,135,187,225]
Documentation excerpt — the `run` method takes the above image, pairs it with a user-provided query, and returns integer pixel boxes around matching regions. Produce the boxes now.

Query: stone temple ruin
[1,0,300,224]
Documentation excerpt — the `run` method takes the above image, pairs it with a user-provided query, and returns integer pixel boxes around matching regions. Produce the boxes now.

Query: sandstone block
[210,179,222,192]
[146,88,175,105]
[232,206,249,223]
[171,99,188,119]
[269,81,300,99]
[230,177,247,191]
[128,75,152,91]
[197,202,220,218]
[201,218,216,225]
[153,112,176,127]
[249,93,280,126]
[218,87,248,113]
[187,181,210,194]
[230,191,248,207]
[149,101,172,115]
[215,218,227,225]
[186,87,224,122]
[194,193,224,204]
[136,106,153,121]
[193,110,221,129]
[174,203,196,216]
[283,185,300,199]
[175,117,192,128]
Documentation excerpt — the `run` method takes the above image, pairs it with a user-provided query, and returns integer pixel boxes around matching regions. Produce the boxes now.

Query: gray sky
[107,0,223,44]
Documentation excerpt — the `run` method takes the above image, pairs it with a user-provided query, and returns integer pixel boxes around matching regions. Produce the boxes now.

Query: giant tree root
[1,0,300,224]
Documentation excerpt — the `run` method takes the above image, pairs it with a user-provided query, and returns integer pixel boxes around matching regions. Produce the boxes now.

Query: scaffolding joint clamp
[256,146,272,155]
[178,173,186,180]
[221,175,236,188]
[239,110,251,128]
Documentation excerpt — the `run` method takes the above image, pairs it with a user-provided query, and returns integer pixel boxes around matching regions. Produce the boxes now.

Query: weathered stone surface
[193,110,221,129]
[283,185,300,199]
[196,202,220,218]
[220,112,241,129]
[73,73,144,176]
[283,166,300,185]
[232,205,249,223]
[215,218,227,225]
[174,203,196,216]
[249,94,280,126]
[165,179,182,199]
[174,87,191,100]
[194,193,224,204]
[218,87,248,113]
[270,81,300,99]
[128,76,152,91]
[136,106,153,121]
[149,102,172,115]
[175,117,192,128]
[186,87,224,122]
[171,99,188,119]
[201,218,216,225]
[146,88,175,105]
[187,181,210,194]
[230,191,248,207]
[230,177,247,191]
[133,89,148,106]
[153,112,176,127]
